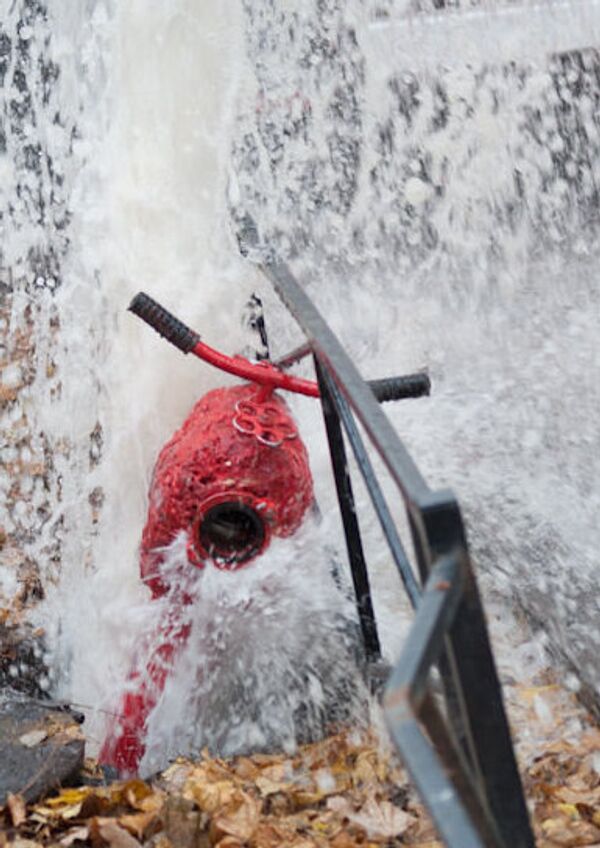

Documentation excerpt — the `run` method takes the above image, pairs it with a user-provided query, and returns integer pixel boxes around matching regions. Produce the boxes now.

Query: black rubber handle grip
[128,292,201,354]
[368,372,431,403]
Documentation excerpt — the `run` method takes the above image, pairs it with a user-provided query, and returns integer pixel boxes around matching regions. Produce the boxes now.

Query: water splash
[137,525,368,775]
[231,0,600,700]
[2,0,599,767]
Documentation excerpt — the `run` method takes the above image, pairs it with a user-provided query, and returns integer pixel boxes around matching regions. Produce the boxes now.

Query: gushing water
[135,527,367,776]
[1,0,599,769]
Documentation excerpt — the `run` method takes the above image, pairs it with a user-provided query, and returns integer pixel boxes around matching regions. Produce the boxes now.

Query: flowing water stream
[1,0,599,771]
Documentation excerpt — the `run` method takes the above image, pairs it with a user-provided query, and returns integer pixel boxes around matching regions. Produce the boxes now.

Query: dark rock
[0,688,85,804]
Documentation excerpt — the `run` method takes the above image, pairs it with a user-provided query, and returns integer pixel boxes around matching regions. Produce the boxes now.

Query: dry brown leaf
[407,843,444,847]
[189,778,238,813]
[309,811,344,838]
[404,805,439,844]
[291,785,333,810]
[53,724,86,742]
[97,819,142,848]
[257,762,291,782]
[59,803,86,821]
[541,815,600,846]
[251,821,302,847]
[136,790,166,814]
[118,810,161,840]
[18,729,48,748]
[161,761,194,792]
[233,757,260,781]
[163,795,208,848]
[351,751,383,787]
[120,779,155,809]
[249,752,287,767]
[254,762,295,797]
[7,793,27,827]
[328,795,415,839]
[59,826,90,846]
[262,791,295,817]
[255,775,293,797]
[556,786,600,807]
[209,790,262,844]
[330,832,366,848]
[214,838,244,848]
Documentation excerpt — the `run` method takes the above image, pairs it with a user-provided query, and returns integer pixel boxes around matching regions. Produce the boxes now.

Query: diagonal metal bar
[419,693,501,847]
[385,558,502,846]
[385,554,463,713]
[386,716,487,848]
[418,501,534,848]
[262,258,431,506]
[320,366,421,608]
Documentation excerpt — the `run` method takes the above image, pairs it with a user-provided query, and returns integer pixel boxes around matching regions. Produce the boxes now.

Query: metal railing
[261,256,535,848]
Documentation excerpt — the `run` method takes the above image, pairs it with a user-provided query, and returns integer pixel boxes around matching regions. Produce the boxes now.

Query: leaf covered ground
[4,700,600,848]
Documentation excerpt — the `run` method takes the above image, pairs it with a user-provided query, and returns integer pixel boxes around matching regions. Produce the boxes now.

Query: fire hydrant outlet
[198,500,266,567]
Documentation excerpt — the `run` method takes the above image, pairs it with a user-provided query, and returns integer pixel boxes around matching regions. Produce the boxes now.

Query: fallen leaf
[44,787,92,808]
[291,787,330,809]
[255,775,292,796]
[557,786,600,807]
[352,751,386,787]
[163,795,208,848]
[328,796,416,839]
[121,779,155,809]
[252,821,302,847]
[59,826,89,846]
[188,778,237,813]
[407,843,444,848]
[209,790,262,843]
[97,819,142,848]
[330,832,364,848]
[541,816,600,846]
[232,757,260,781]
[136,791,166,814]
[118,810,162,840]
[161,760,194,788]
[59,803,85,821]
[557,802,580,820]
[18,729,48,747]
[7,793,27,827]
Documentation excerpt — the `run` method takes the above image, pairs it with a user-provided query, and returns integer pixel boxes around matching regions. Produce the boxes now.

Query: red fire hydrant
[99,298,316,772]
[140,384,314,599]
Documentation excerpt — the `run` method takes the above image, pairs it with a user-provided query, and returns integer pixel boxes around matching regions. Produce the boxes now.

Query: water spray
[98,293,429,773]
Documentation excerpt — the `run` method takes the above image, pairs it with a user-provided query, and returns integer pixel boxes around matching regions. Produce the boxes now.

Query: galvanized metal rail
[261,255,535,848]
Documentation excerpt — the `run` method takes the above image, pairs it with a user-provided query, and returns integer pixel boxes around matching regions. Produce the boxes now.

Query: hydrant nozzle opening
[199,501,265,567]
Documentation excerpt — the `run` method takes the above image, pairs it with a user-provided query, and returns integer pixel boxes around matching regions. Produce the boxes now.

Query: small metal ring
[257,430,283,448]
[233,416,256,435]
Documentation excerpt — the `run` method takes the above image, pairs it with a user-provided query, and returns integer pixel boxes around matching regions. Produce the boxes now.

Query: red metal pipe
[191,340,320,397]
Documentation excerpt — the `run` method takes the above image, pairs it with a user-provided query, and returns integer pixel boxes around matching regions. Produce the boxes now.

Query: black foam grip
[368,373,431,403]
[128,292,201,354]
